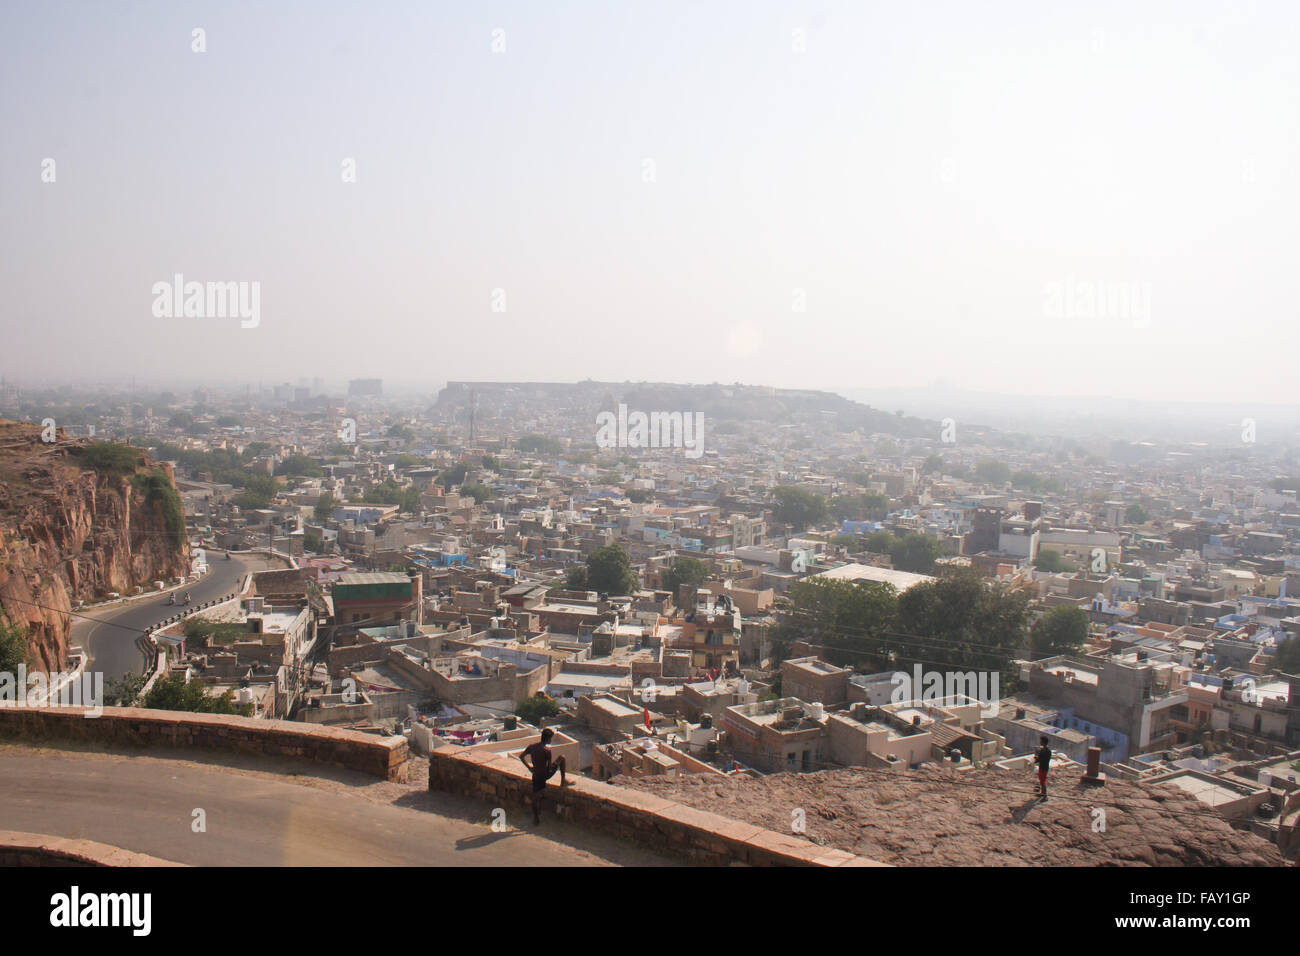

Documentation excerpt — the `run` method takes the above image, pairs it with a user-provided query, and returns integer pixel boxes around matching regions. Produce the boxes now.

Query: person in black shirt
[520,728,567,824]
[1034,735,1053,801]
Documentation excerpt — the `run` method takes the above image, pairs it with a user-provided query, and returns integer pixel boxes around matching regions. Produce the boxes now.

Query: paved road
[0,746,671,866]
[73,552,279,681]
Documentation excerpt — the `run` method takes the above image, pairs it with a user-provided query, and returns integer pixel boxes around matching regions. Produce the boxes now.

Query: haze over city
[3,1,1299,406]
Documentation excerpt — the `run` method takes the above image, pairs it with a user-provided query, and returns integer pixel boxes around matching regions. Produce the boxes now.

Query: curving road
[0,746,673,866]
[73,552,282,682]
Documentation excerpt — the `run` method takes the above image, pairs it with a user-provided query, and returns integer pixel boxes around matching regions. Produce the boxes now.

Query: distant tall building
[348,378,383,397]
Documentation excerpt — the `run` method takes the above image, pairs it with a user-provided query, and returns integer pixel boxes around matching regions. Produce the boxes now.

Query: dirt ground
[617,763,1286,866]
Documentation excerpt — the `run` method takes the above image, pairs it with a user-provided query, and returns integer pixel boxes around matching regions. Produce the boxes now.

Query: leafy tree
[921,454,946,475]
[437,463,469,488]
[863,531,897,554]
[830,492,889,522]
[777,577,898,670]
[1275,636,1300,673]
[1030,604,1090,658]
[399,487,423,513]
[104,671,146,707]
[79,442,145,476]
[480,455,502,472]
[889,533,943,574]
[142,674,253,716]
[830,534,860,549]
[974,459,1011,484]
[516,692,561,725]
[584,544,640,595]
[562,567,588,590]
[517,434,564,455]
[895,566,1029,682]
[0,623,30,674]
[625,488,650,503]
[1125,504,1150,524]
[314,491,336,522]
[130,469,186,548]
[663,556,710,595]
[1011,471,1064,495]
[1033,550,1077,573]
[275,454,323,478]
[772,486,829,529]
[303,530,323,552]
[233,490,271,510]
[460,482,493,505]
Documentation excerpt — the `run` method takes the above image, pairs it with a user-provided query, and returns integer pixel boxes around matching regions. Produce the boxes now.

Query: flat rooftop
[813,563,935,592]
[336,572,412,585]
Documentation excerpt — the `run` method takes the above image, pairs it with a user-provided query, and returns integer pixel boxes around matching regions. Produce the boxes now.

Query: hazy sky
[2,1,1298,404]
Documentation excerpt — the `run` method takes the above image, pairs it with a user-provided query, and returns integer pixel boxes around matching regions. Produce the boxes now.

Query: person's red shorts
[1037,768,1048,787]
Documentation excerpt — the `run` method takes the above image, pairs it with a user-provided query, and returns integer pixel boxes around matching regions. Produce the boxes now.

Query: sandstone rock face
[0,421,189,673]
[618,764,1287,866]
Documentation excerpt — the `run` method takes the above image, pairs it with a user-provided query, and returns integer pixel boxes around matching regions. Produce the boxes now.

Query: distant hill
[434,381,939,438]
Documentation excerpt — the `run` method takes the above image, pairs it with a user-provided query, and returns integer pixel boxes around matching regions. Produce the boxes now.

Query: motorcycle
[183,592,191,605]
[167,595,176,606]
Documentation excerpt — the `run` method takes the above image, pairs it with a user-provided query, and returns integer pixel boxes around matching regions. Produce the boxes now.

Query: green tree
[0,623,30,674]
[314,491,336,522]
[1030,604,1091,657]
[777,577,899,670]
[562,567,588,590]
[142,674,254,716]
[1033,550,1076,573]
[104,671,146,707]
[436,463,468,488]
[516,692,561,725]
[79,442,145,476]
[974,459,1011,484]
[772,486,829,529]
[625,488,650,503]
[663,556,710,595]
[889,533,943,574]
[460,482,493,505]
[584,544,640,595]
[895,566,1029,681]
[1125,504,1150,524]
[829,492,889,522]
[517,434,564,455]
[275,454,323,478]
[863,531,897,554]
[1275,635,1300,673]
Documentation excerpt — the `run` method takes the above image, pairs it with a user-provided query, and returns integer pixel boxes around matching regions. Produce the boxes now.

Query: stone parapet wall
[0,707,409,781]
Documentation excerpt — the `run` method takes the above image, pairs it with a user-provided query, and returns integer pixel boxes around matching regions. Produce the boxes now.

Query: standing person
[520,728,567,825]
[1034,735,1053,801]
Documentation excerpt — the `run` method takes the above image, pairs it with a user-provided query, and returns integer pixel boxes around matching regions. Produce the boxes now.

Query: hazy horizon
[4,1,1299,406]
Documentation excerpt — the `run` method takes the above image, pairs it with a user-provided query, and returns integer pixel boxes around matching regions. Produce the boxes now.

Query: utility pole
[468,388,476,449]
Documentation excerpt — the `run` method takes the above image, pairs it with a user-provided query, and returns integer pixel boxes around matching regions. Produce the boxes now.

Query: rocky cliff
[0,421,190,673]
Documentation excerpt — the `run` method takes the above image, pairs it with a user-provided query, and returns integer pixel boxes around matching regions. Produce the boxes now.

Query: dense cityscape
[1,377,1296,869]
